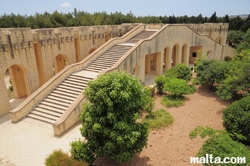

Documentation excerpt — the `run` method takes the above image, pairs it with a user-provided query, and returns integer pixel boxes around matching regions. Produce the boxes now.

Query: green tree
[165,63,192,81]
[209,11,217,23]
[195,57,230,90]
[154,75,165,94]
[229,16,244,30]
[223,96,250,144]
[71,72,149,164]
[190,126,250,166]
[164,78,192,97]
[216,57,250,100]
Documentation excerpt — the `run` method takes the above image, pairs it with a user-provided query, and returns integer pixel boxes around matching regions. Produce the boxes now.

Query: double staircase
[27,30,157,124]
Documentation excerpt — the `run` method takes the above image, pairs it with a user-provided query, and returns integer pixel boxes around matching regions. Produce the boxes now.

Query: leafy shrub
[190,126,250,166]
[45,149,88,166]
[142,109,174,130]
[216,59,250,100]
[161,95,184,107]
[72,72,149,164]
[223,96,250,143]
[165,63,192,81]
[196,58,228,89]
[154,75,165,94]
[164,78,192,97]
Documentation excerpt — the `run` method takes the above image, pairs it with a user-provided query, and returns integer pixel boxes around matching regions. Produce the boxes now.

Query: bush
[223,96,250,143]
[164,78,192,97]
[190,126,250,166]
[165,63,192,81]
[161,95,184,107]
[154,75,165,94]
[45,149,88,166]
[142,109,174,130]
[72,72,149,164]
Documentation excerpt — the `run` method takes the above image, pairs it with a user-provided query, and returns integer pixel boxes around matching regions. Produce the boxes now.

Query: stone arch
[215,36,222,44]
[7,64,30,98]
[172,44,181,67]
[89,48,96,55]
[182,44,189,66]
[163,46,171,71]
[53,54,69,74]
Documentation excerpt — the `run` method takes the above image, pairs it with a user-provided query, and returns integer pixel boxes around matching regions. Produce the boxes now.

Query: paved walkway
[0,114,83,166]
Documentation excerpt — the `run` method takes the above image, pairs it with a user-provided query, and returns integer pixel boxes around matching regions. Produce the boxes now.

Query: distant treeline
[0,9,249,31]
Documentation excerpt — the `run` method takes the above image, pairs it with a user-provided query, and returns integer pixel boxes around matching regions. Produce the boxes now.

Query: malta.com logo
[190,154,247,164]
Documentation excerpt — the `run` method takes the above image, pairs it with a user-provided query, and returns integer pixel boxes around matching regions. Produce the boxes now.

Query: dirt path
[94,85,230,166]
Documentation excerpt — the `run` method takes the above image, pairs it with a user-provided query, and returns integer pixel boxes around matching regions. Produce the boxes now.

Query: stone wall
[0,24,138,116]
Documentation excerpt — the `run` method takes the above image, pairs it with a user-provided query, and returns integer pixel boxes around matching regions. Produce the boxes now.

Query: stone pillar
[145,54,151,73]
[165,48,171,71]
[176,46,182,65]
[183,47,190,66]
[156,51,163,75]
[0,74,11,116]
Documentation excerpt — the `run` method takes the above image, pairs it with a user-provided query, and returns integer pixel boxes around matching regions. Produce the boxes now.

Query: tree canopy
[71,72,149,164]
[1,9,249,32]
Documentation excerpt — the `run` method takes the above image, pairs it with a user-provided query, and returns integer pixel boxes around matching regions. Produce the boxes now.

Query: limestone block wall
[0,28,40,115]
[187,23,229,45]
[0,24,138,116]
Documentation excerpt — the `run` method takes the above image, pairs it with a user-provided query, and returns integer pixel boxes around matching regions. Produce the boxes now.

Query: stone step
[52,90,78,98]
[27,114,57,124]
[94,58,119,62]
[49,93,75,101]
[68,75,92,81]
[66,77,89,84]
[60,82,85,90]
[43,98,71,107]
[40,101,68,110]
[32,109,62,118]
[46,95,73,104]
[63,80,86,87]
[89,62,114,67]
[86,65,109,70]
[55,87,80,96]
[36,104,65,114]
[57,85,84,93]
[84,68,103,73]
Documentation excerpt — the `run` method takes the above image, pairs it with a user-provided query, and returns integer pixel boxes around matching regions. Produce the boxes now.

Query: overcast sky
[0,0,249,17]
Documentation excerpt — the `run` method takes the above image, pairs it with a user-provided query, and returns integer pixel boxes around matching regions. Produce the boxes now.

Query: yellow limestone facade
[1,23,235,135]
[0,24,137,116]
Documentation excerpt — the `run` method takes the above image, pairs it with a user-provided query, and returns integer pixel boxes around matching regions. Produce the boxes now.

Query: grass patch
[161,95,184,107]
[142,109,174,130]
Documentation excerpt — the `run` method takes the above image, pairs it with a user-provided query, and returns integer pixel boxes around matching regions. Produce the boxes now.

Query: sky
[0,0,249,17]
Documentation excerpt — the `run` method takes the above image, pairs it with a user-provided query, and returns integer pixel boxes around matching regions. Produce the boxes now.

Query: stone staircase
[27,30,157,124]
[27,74,93,123]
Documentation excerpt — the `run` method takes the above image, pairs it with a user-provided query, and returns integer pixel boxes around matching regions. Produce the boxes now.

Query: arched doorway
[7,64,30,98]
[53,54,69,74]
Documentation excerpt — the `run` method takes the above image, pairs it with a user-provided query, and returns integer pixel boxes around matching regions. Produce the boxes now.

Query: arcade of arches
[145,44,202,75]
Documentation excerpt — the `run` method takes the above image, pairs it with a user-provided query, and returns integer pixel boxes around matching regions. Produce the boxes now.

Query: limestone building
[0,23,235,135]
